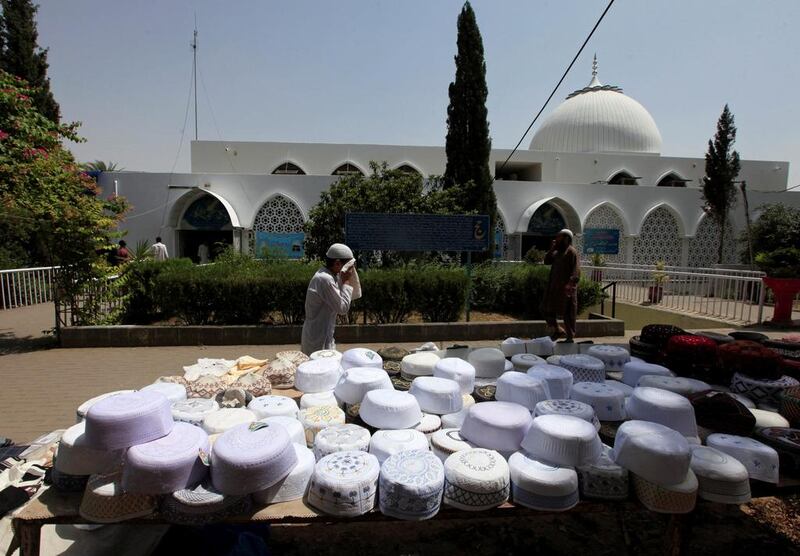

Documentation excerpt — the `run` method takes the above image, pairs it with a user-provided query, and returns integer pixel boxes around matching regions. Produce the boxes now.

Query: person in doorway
[541,229,580,342]
[151,236,169,261]
[197,242,210,264]
[115,240,131,265]
[300,243,360,355]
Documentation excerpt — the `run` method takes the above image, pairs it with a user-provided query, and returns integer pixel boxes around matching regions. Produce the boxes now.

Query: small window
[395,164,421,176]
[657,173,688,187]
[272,162,306,175]
[609,171,639,186]
[332,163,364,176]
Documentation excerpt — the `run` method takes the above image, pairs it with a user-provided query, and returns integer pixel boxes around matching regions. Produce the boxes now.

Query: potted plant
[756,248,800,324]
[590,253,605,282]
[648,260,668,303]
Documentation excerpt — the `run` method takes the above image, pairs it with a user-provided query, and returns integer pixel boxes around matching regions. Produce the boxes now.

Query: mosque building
[101,59,797,266]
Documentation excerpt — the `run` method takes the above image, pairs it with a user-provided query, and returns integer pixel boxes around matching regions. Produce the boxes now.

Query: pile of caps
[46,330,800,523]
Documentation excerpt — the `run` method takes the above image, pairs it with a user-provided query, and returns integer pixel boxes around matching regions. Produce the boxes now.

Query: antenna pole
[191,24,198,141]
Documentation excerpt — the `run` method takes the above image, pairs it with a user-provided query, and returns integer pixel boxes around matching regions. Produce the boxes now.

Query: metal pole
[740,181,755,267]
[192,26,198,141]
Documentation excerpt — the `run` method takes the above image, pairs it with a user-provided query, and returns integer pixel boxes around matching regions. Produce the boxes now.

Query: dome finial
[588,54,601,88]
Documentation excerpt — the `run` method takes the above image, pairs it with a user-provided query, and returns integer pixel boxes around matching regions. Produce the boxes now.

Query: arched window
[395,164,421,176]
[332,163,364,176]
[609,171,638,185]
[657,173,688,187]
[632,206,682,266]
[253,195,305,234]
[272,162,306,175]
[180,195,232,230]
[688,215,737,267]
[578,204,627,264]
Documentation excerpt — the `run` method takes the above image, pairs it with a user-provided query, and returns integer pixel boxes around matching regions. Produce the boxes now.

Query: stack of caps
[300,390,342,409]
[750,409,790,428]
[431,428,474,463]
[779,386,800,427]
[299,405,346,446]
[341,348,383,371]
[215,389,253,409]
[433,358,476,395]
[260,416,305,445]
[558,354,606,383]
[79,472,157,523]
[53,422,123,492]
[261,359,296,389]
[276,350,309,365]
[294,359,342,393]
[313,424,371,459]
[335,368,393,405]
[360,390,423,430]
[247,395,299,419]
[171,398,219,427]
[253,443,316,504]
[310,349,342,363]
[401,352,441,380]
[719,340,785,380]
[605,380,634,398]
[706,433,780,483]
[636,375,710,397]
[84,391,173,450]
[468,348,513,379]
[527,364,573,399]
[511,353,547,372]
[696,331,736,345]
[500,337,526,357]
[508,451,579,511]
[570,382,626,422]
[525,336,556,357]
[625,387,699,442]
[731,373,799,406]
[688,390,756,436]
[308,451,380,516]
[754,427,800,475]
[622,361,673,387]
[534,399,599,431]
[664,334,718,376]
[202,408,256,434]
[231,372,273,397]
[495,372,550,411]
[378,346,410,362]
[521,415,601,467]
[122,422,209,494]
[162,482,251,525]
[415,413,443,438]
[369,429,429,464]
[379,450,445,520]
[689,446,751,504]
[76,390,134,422]
[383,361,402,376]
[460,402,533,456]
[612,421,696,513]
[211,422,298,495]
[640,324,687,349]
[576,444,628,501]
[141,382,187,404]
[443,448,510,511]
[586,345,631,372]
[629,335,660,363]
[409,377,463,415]
[184,376,228,399]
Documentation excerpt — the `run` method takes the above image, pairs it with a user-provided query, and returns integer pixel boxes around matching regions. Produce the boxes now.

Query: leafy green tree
[83,160,123,172]
[743,203,800,262]
[702,104,740,264]
[0,0,60,122]
[0,70,127,320]
[443,1,496,257]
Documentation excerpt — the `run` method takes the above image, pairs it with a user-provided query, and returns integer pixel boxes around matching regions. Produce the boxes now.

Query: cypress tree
[444,1,496,255]
[1,0,60,122]
[702,104,740,264]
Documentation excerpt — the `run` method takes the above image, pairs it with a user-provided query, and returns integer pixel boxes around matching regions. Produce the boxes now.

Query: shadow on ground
[0,329,57,355]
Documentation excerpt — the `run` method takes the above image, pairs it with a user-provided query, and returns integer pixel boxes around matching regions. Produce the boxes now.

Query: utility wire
[497,0,615,175]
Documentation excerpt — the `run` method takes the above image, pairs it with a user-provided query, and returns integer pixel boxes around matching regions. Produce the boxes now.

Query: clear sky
[35,0,799,187]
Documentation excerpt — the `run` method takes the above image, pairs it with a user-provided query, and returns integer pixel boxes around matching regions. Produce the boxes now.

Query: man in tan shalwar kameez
[541,229,580,342]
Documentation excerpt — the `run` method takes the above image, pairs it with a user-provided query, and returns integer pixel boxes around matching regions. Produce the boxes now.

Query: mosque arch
[252,194,306,233]
[517,197,582,235]
[576,202,628,263]
[331,161,366,177]
[656,171,688,187]
[608,170,639,185]
[632,204,683,266]
[271,161,307,175]
[393,163,423,176]
[688,213,738,268]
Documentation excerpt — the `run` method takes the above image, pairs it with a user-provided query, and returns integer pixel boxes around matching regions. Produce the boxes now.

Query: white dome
[529,71,662,154]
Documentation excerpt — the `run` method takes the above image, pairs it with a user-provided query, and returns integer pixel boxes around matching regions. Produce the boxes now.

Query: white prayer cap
[558,229,573,240]
[326,243,354,260]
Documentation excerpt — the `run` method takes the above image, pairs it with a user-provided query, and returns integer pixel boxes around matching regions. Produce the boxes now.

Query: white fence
[581,262,766,324]
[0,266,58,310]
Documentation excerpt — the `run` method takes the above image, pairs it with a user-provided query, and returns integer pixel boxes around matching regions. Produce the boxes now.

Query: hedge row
[120,257,602,325]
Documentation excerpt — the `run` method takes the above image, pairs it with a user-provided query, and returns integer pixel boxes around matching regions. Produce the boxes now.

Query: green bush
[354,269,413,324]
[122,258,194,324]
[407,266,469,322]
[755,248,800,279]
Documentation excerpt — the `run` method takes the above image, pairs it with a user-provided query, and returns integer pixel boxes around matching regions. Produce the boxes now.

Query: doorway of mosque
[522,202,567,254]
[176,194,234,262]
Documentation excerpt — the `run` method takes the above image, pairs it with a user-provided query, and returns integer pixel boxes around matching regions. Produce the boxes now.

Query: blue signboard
[345,213,490,252]
[494,230,504,259]
[583,228,620,255]
[255,232,305,259]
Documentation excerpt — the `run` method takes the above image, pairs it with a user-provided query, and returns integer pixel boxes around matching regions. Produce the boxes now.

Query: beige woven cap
[558,229,574,240]
[326,243,354,260]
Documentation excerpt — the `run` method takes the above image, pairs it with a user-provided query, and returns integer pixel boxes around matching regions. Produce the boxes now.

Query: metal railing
[0,266,58,310]
[582,263,766,324]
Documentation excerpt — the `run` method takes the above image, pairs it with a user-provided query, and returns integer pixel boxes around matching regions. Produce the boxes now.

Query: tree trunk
[717,213,725,264]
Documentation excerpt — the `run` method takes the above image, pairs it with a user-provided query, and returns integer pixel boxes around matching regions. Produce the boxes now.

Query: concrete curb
[59,314,623,348]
